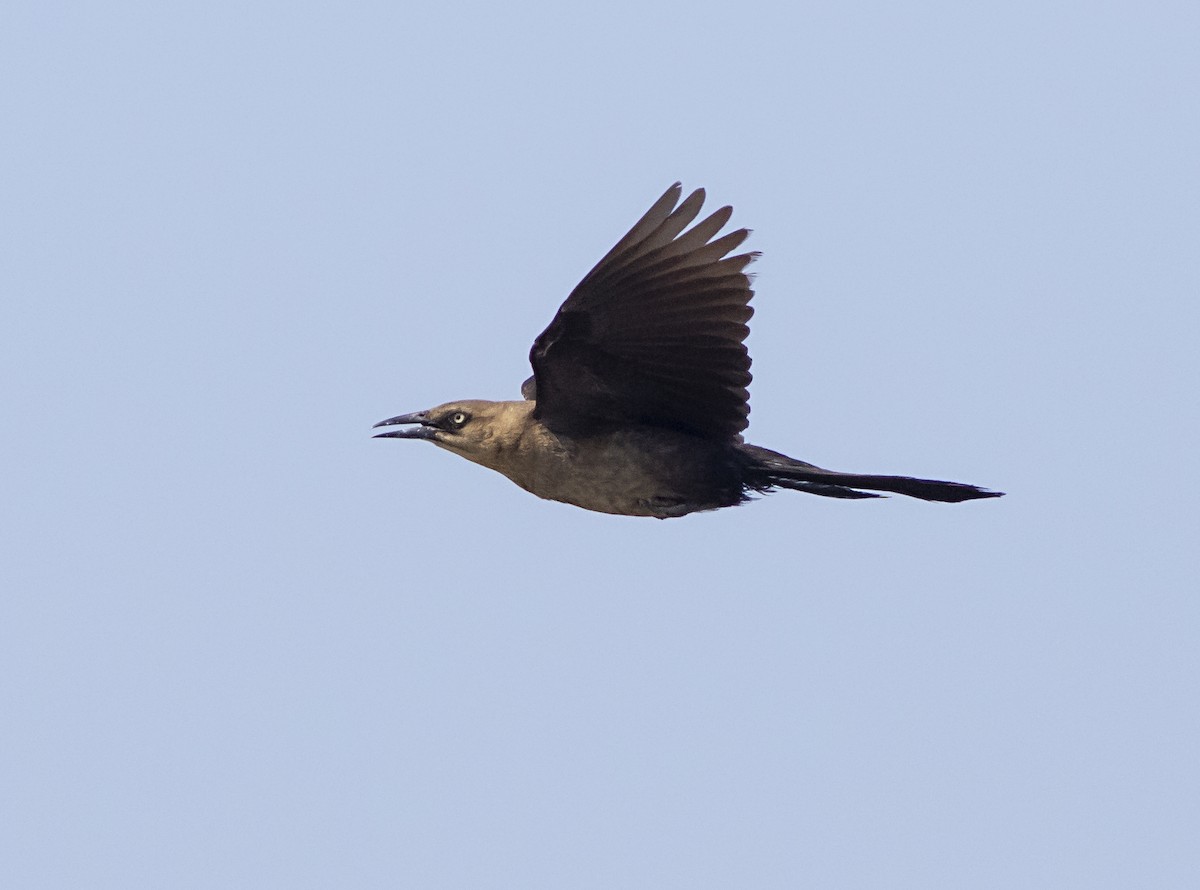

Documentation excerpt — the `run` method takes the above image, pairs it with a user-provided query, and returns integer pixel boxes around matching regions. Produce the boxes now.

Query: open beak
[372,410,437,440]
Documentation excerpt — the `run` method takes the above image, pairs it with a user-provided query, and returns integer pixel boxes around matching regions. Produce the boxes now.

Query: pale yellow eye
[449,412,468,427]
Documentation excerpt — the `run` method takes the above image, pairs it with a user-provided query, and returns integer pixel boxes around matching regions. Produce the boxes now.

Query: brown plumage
[374,184,1003,518]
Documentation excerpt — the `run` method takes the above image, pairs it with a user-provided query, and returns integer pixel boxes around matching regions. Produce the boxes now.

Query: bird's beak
[372,411,437,440]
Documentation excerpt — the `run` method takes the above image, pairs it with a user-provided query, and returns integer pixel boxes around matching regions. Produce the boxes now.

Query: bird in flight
[375,183,1003,518]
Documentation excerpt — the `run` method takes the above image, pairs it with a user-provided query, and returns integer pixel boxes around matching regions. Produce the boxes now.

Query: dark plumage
[375,184,1003,517]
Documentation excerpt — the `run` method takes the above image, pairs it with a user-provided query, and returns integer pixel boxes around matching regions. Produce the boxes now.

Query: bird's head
[372,399,533,469]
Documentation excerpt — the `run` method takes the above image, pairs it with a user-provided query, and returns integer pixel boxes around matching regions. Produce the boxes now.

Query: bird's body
[375,184,1002,517]
[404,399,745,517]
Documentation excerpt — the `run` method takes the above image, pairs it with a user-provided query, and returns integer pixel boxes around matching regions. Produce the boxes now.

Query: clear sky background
[3,2,1198,888]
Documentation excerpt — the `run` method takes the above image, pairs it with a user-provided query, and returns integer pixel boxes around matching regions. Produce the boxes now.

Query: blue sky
[3,2,1198,887]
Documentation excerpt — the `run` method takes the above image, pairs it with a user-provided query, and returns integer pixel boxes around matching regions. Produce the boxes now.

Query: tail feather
[740,444,1004,503]
[769,480,883,499]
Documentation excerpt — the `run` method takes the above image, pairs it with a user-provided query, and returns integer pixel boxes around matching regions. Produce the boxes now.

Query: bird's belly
[504,430,741,518]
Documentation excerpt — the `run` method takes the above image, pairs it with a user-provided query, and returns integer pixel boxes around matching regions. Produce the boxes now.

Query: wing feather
[528,184,757,439]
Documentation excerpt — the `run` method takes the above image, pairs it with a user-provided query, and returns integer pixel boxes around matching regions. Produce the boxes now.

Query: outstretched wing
[527,183,756,440]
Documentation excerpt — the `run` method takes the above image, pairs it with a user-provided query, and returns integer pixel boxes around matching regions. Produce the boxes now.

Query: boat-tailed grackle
[374,184,1003,518]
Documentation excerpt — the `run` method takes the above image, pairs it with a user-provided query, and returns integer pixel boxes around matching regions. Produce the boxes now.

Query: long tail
[740,444,1004,503]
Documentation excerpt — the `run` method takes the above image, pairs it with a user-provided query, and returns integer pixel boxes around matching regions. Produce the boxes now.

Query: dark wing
[527,183,757,440]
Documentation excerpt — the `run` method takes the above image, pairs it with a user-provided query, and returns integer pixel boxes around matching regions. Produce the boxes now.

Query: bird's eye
[448,411,469,428]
